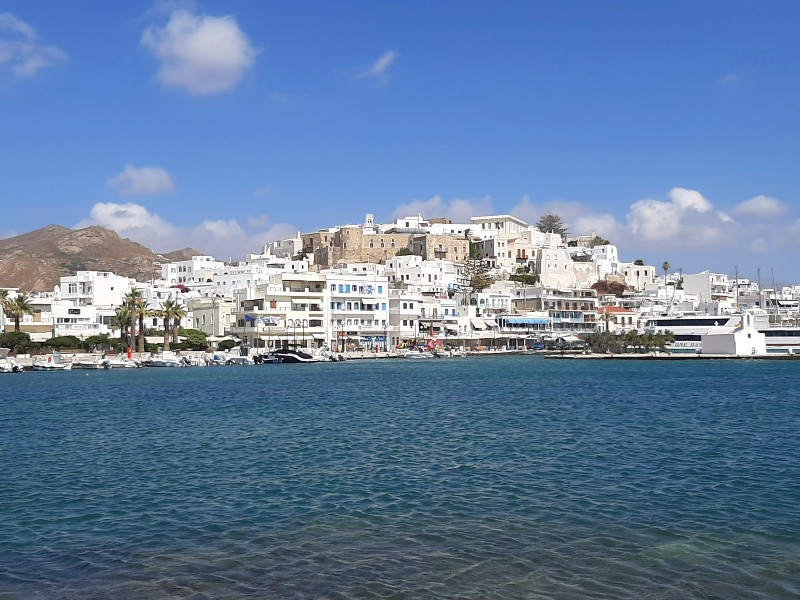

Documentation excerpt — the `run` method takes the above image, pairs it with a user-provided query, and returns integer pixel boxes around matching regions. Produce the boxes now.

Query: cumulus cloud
[77,202,295,260]
[510,195,624,240]
[627,187,726,245]
[78,202,176,237]
[0,12,67,77]
[357,50,398,81]
[734,195,787,218]
[107,164,175,196]
[390,195,493,224]
[141,8,256,94]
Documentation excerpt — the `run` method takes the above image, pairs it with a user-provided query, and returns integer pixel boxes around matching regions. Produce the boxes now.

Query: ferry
[644,313,800,354]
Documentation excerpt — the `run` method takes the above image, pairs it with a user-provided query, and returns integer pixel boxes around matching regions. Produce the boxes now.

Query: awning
[312,333,326,340]
[470,318,487,330]
[483,319,498,328]
[505,317,550,325]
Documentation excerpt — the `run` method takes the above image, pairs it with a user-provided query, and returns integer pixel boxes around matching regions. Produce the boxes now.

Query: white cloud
[77,202,295,260]
[141,8,256,95]
[357,50,398,81]
[734,195,787,218]
[78,202,176,237]
[627,187,725,245]
[509,195,624,240]
[0,13,67,77]
[390,195,493,224]
[716,72,743,86]
[107,164,175,196]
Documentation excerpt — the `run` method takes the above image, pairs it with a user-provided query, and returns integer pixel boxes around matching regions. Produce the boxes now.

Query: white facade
[621,263,656,292]
[59,271,135,308]
[700,313,767,355]
[162,256,226,286]
[384,255,461,295]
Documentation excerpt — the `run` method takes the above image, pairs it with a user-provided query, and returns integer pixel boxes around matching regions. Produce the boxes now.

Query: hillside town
[2,212,800,358]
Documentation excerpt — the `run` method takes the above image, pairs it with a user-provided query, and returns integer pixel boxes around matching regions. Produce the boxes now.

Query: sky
[2,1,800,284]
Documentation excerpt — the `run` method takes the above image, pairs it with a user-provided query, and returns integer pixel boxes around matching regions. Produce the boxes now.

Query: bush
[45,335,84,350]
[217,339,236,351]
[0,331,32,352]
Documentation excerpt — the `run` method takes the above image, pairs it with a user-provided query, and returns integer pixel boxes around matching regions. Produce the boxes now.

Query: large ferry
[644,313,800,353]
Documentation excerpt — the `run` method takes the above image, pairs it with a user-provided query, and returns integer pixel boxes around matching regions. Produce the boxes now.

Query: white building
[700,312,766,355]
[384,255,461,296]
[162,256,226,287]
[58,271,135,309]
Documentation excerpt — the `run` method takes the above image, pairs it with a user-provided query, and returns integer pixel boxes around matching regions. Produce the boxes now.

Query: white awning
[312,333,326,340]
[483,319,498,328]
[470,318,487,330]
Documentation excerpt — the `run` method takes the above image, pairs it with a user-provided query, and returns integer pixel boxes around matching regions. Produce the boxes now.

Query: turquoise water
[1,356,799,599]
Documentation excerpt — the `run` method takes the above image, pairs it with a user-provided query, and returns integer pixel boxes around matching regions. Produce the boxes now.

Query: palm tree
[124,288,145,354]
[662,261,671,286]
[0,288,9,332]
[171,303,187,347]
[8,294,34,332]
[112,305,132,348]
[158,299,185,351]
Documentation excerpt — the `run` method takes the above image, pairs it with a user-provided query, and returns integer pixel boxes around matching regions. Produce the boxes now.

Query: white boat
[71,357,111,370]
[32,354,72,371]
[104,356,140,368]
[0,348,23,373]
[401,348,436,359]
[645,311,800,354]
[225,355,254,365]
[149,351,183,367]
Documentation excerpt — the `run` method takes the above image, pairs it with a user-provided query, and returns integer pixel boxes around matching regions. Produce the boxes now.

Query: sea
[1,355,798,599]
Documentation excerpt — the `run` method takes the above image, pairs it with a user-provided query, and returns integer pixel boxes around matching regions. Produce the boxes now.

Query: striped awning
[505,317,550,325]
[470,318,487,330]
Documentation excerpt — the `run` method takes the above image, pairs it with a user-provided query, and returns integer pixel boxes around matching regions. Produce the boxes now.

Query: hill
[0,225,207,292]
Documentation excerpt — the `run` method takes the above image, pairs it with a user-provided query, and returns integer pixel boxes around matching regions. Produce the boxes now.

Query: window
[378,286,383,293]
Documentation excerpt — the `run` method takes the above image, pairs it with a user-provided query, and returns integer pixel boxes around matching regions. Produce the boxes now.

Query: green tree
[662,261,671,285]
[45,335,83,350]
[536,213,568,237]
[633,259,645,266]
[0,331,31,352]
[587,235,611,248]
[395,247,413,256]
[0,288,10,333]
[84,333,111,352]
[158,299,187,350]
[112,305,132,349]
[124,288,146,353]
[458,244,494,304]
[176,328,208,350]
[509,266,539,285]
[7,294,34,332]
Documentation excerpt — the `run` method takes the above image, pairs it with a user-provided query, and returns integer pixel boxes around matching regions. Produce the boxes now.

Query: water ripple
[1,357,799,598]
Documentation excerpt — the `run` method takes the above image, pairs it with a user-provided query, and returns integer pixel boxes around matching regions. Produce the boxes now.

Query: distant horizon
[2,1,799,280]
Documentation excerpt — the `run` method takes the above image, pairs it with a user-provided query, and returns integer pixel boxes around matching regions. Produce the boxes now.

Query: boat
[273,347,326,363]
[148,351,183,367]
[32,354,72,371]
[645,311,800,354]
[0,348,23,373]
[71,356,111,370]
[253,353,280,364]
[103,356,141,368]
[401,347,436,359]
[225,355,254,365]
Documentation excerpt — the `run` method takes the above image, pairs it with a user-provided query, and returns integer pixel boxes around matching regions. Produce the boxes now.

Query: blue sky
[2,1,799,283]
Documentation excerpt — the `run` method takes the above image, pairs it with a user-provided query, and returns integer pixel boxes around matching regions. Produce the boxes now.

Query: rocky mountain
[0,225,207,292]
